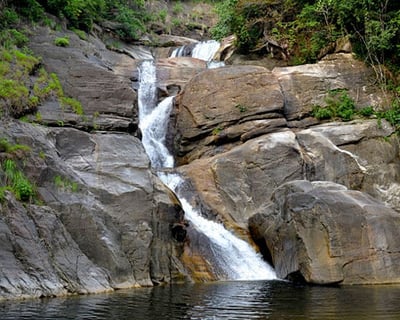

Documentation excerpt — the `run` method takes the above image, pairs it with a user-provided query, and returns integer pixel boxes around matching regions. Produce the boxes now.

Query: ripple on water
[1,281,400,320]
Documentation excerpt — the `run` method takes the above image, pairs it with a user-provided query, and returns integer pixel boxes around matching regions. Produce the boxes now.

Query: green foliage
[312,91,400,131]
[312,106,333,120]
[71,28,88,40]
[0,29,29,49]
[359,106,374,117]
[2,159,35,201]
[212,126,223,135]
[0,138,31,154]
[173,2,184,14]
[212,0,400,67]
[54,175,78,192]
[0,186,7,203]
[108,2,148,41]
[326,89,355,121]
[0,45,43,117]
[14,0,45,22]
[54,37,70,47]
[158,9,168,23]
[312,89,355,121]
[60,97,84,115]
[0,8,20,28]
[235,104,247,112]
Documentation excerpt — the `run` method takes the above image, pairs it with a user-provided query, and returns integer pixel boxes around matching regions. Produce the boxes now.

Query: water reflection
[1,281,400,319]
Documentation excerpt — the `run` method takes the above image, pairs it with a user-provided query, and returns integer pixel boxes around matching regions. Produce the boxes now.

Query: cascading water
[171,40,225,69]
[137,45,276,281]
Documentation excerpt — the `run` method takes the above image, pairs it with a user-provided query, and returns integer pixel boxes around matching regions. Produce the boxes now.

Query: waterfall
[171,40,225,68]
[137,44,276,281]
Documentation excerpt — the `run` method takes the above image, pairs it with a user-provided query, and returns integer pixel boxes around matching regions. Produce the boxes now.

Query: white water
[171,40,224,68]
[137,44,276,281]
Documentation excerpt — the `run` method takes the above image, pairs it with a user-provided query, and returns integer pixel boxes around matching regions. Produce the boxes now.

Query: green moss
[71,28,87,40]
[54,37,70,47]
[235,104,247,113]
[14,50,40,74]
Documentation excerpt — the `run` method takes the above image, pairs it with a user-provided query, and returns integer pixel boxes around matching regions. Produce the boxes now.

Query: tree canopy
[212,0,400,69]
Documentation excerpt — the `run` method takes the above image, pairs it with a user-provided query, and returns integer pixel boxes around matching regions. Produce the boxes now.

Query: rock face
[273,53,386,121]
[0,121,188,299]
[173,53,400,285]
[28,26,139,132]
[2,19,400,299]
[175,65,285,163]
[174,53,386,164]
[249,180,400,285]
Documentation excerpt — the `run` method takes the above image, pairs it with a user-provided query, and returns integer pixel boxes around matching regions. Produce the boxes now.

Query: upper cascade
[171,40,221,62]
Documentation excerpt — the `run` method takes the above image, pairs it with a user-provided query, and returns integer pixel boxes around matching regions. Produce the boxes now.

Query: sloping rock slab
[29,26,137,131]
[249,180,400,285]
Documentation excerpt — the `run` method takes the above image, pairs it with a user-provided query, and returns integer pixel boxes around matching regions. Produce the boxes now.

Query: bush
[2,159,35,201]
[312,89,355,121]
[359,106,374,117]
[54,37,70,47]
[312,106,333,120]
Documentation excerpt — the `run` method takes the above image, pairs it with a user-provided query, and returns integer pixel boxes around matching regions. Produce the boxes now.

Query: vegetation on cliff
[212,0,400,67]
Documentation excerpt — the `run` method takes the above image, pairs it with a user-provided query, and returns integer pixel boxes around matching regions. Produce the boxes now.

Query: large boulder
[249,180,400,285]
[173,53,387,164]
[178,119,400,228]
[178,130,304,228]
[174,65,285,163]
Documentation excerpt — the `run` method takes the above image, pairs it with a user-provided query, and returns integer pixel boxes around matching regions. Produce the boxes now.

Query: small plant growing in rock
[312,106,333,120]
[359,106,374,117]
[54,175,78,192]
[235,104,247,113]
[312,89,355,121]
[54,37,70,47]
[2,159,34,201]
[212,126,223,135]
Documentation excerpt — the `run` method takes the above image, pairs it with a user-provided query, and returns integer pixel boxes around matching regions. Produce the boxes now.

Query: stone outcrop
[0,120,188,299]
[273,54,387,121]
[174,65,286,163]
[249,180,400,285]
[174,53,386,164]
[173,53,400,286]
[28,26,139,132]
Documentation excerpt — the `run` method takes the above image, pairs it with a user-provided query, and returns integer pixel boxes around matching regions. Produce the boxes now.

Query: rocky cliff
[172,52,400,285]
[1,15,400,299]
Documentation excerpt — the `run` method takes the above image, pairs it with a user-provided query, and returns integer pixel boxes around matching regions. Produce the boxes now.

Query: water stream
[137,44,276,281]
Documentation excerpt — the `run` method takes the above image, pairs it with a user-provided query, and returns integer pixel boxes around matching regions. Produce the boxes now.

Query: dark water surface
[1,281,400,319]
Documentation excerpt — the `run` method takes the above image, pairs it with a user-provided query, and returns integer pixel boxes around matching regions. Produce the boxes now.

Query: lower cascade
[137,55,276,281]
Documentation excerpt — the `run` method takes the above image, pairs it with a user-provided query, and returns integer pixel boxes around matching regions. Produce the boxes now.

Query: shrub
[2,159,35,201]
[54,37,70,47]
[312,106,333,120]
[359,106,374,117]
